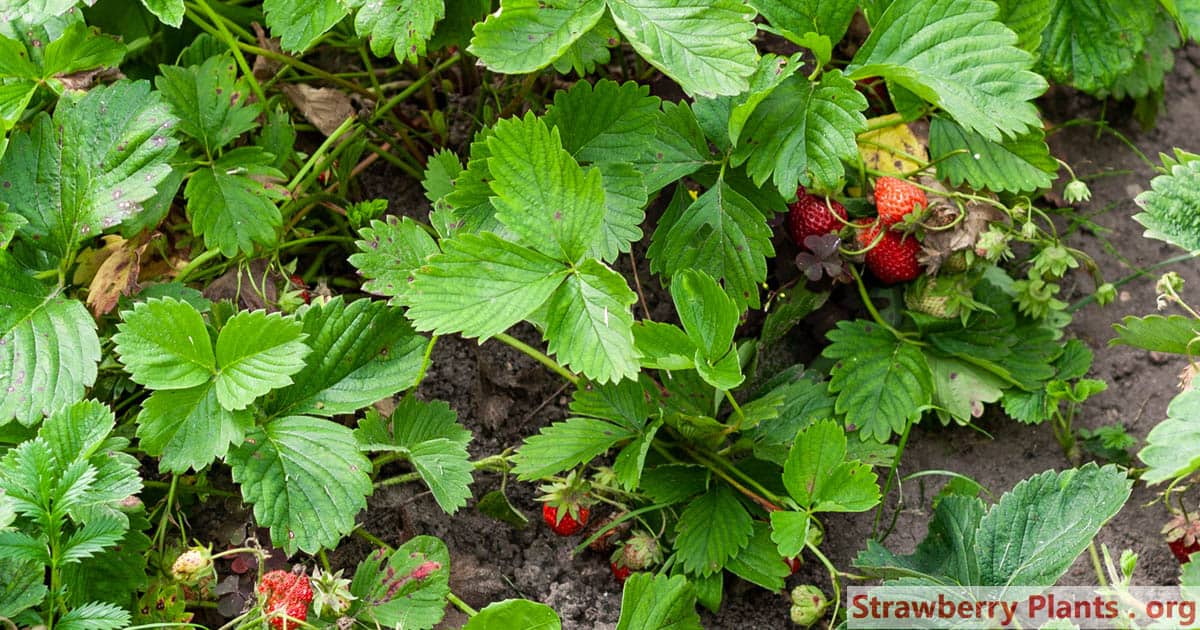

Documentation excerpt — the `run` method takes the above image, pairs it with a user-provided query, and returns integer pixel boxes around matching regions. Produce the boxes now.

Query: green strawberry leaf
[1139,389,1200,484]
[263,0,349,52]
[769,510,811,559]
[155,55,260,157]
[355,398,474,514]
[1108,11,1178,101]
[748,373,836,465]
[747,0,856,59]
[649,182,773,310]
[823,320,933,442]
[726,53,806,145]
[464,599,562,630]
[1111,314,1200,354]
[726,522,791,591]
[854,494,985,584]
[541,259,639,383]
[994,0,1051,52]
[1036,0,1156,93]
[468,0,607,74]
[615,574,702,630]
[487,113,605,263]
[636,101,712,194]
[54,601,130,630]
[607,0,758,98]
[402,232,569,340]
[113,297,215,391]
[783,419,880,512]
[229,416,373,554]
[184,147,287,257]
[213,310,309,411]
[350,536,450,629]
[0,80,178,261]
[846,0,1047,141]
[671,269,740,361]
[976,464,1131,586]
[544,79,661,166]
[140,0,185,26]
[1134,157,1200,253]
[731,70,866,195]
[929,356,1006,425]
[673,483,753,576]
[569,375,656,429]
[350,216,441,303]
[264,297,426,417]
[552,14,619,76]
[512,417,637,480]
[136,384,252,473]
[0,254,100,427]
[929,116,1058,194]
[633,321,697,371]
[346,0,444,63]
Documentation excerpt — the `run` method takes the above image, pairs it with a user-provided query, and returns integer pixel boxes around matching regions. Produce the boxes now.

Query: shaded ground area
[197,50,1200,630]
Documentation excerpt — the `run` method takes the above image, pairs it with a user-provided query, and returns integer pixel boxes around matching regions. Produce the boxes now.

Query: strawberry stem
[495,333,580,386]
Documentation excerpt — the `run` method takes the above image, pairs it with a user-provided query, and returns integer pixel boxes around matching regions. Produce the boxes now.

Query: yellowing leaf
[74,235,150,316]
[857,114,928,176]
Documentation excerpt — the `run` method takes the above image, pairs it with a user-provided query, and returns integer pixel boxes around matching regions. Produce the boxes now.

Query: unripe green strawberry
[615,531,662,571]
[874,176,926,225]
[904,276,958,319]
[790,585,829,627]
[170,545,214,585]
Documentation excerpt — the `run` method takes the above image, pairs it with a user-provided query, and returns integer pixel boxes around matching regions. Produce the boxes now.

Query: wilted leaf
[282,84,355,136]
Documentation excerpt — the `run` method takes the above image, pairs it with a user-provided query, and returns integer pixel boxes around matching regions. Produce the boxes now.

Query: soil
[197,49,1200,630]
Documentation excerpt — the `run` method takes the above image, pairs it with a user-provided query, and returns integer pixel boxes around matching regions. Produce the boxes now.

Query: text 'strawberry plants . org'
[2,0,1198,626]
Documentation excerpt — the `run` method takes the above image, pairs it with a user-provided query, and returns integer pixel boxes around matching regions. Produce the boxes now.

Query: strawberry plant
[0,0,1182,626]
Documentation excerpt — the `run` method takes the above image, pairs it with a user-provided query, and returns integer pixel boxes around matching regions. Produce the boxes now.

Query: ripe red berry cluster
[861,177,927,284]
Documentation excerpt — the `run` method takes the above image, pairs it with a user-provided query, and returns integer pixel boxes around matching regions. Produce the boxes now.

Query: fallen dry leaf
[282,84,355,136]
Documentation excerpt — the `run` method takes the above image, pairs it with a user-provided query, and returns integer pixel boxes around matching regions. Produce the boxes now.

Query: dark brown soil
[202,48,1200,630]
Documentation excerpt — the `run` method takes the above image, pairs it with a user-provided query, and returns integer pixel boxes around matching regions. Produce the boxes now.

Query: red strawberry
[610,561,632,583]
[542,503,589,536]
[258,569,313,630]
[787,188,847,251]
[874,176,926,225]
[784,556,801,575]
[1164,514,1200,564]
[860,224,921,284]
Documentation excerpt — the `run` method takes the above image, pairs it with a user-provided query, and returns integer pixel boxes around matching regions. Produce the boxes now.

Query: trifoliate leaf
[465,599,562,630]
[636,101,712,194]
[726,522,791,591]
[783,420,880,512]
[1134,158,1200,252]
[350,217,441,303]
[512,417,637,480]
[1139,390,1200,484]
[347,0,444,62]
[648,182,773,310]
[615,574,702,630]
[229,416,373,554]
[213,310,309,411]
[607,0,758,98]
[847,0,1047,141]
[544,79,661,166]
[185,147,287,257]
[541,258,638,384]
[114,297,215,391]
[0,80,178,261]
[732,70,865,196]
[487,113,605,263]
[403,232,569,340]
[1036,0,1156,93]
[1111,314,1200,354]
[265,298,425,417]
[976,464,1130,586]
[155,55,259,157]
[0,254,100,427]
[263,0,349,52]
[823,320,933,442]
[994,0,1051,52]
[355,398,474,513]
[674,483,753,576]
[140,0,185,27]
[136,385,252,473]
[350,536,450,629]
[929,116,1057,193]
[468,0,607,74]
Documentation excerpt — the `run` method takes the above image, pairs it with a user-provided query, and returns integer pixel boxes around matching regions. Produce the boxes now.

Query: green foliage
[856,465,1131,586]
[1134,157,1200,252]
[847,0,1047,141]
[1112,314,1200,354]
[616,574,703,630]
[465,599,562,629]
[674,483,753,576]
[469,0,607,74]
[929,116,1058,193]
[1036,0,1157,93]
[1139,389,1200,484]
[782,420,881,512]
[349,536,451,629]
[155,55,259,158]
[348,0,444,63]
